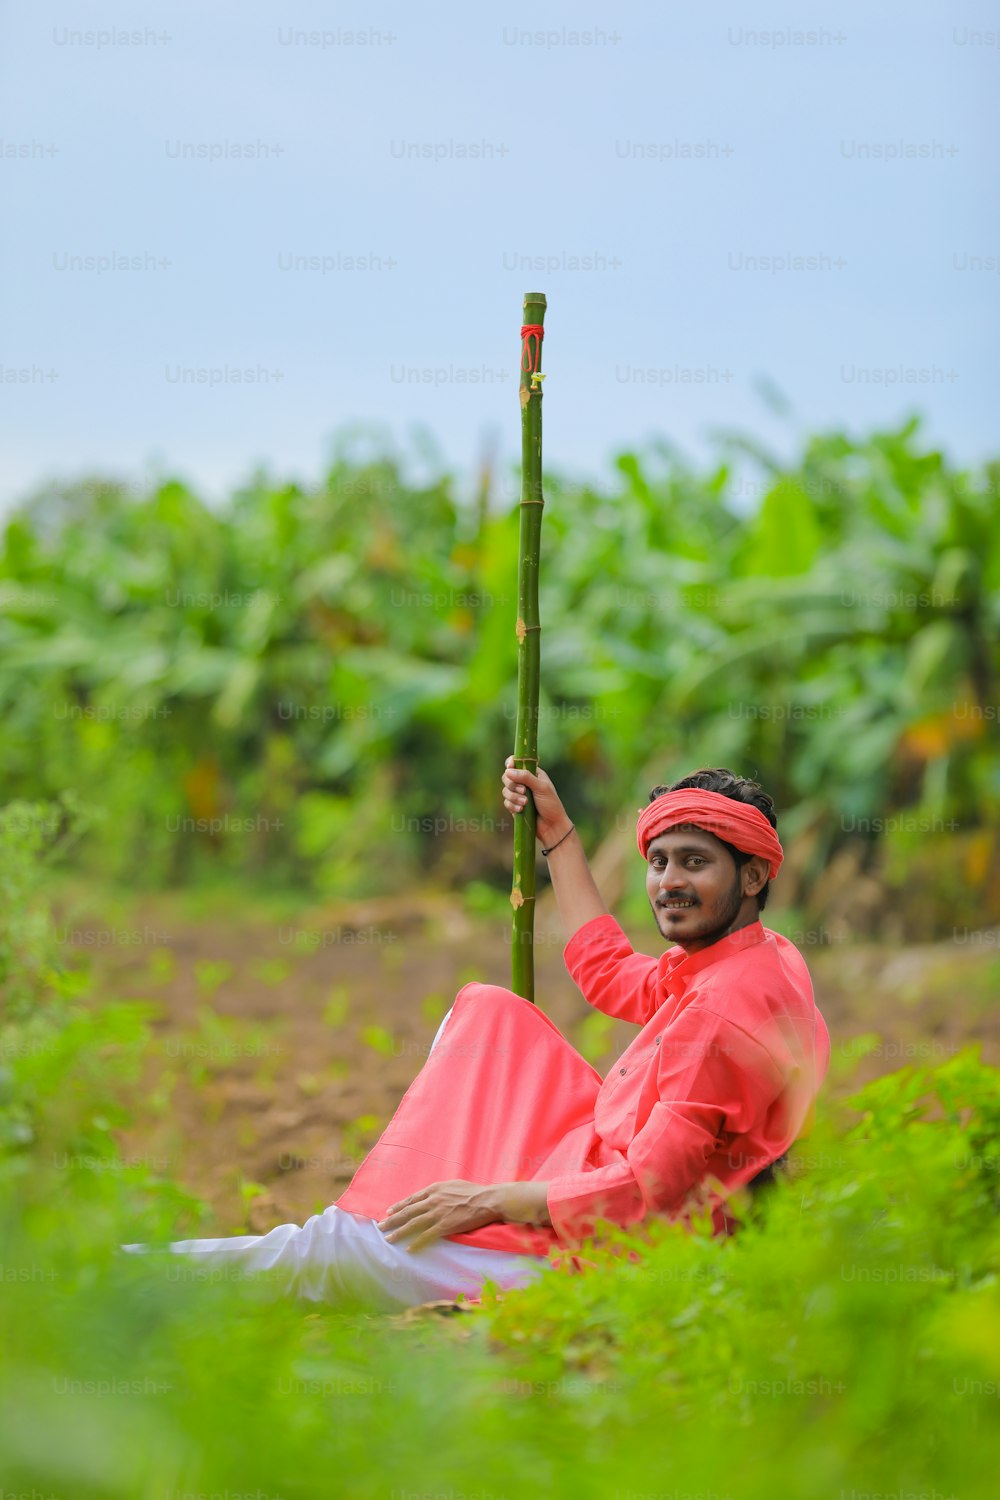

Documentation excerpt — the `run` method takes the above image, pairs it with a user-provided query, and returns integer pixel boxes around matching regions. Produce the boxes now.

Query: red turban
[636,789,783,879]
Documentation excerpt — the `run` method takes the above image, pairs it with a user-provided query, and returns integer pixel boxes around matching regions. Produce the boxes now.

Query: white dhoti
[122,1205,548,1309]
[121,1006,550,1309]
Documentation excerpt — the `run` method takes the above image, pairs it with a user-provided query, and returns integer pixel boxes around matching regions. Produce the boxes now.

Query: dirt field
[60,883,1000,1236]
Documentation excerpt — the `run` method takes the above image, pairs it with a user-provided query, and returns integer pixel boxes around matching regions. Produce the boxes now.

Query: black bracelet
[541,824,575,857]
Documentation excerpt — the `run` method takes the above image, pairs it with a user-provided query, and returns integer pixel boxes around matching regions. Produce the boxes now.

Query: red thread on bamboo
[520,324,545,374]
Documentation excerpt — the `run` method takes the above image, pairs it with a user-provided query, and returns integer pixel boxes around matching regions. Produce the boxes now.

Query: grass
[2,1052,999,1499]
[4,808,1000,1497]
[4,967,999,1499]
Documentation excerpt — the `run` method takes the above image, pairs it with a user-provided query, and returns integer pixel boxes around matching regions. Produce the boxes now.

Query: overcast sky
[2,0,997,513]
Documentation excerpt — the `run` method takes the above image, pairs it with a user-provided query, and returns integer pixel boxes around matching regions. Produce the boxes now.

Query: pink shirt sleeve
[545,1007,783,1242]
[563,914,660,1026]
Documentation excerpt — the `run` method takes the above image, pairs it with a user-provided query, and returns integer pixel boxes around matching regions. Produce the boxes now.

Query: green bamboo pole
[510,292,547,1003]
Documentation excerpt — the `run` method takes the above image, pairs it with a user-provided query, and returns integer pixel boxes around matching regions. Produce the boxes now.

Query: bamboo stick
[510,292,547,1002]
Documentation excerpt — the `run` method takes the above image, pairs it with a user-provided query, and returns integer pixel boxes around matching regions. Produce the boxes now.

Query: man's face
[645,825,764,953]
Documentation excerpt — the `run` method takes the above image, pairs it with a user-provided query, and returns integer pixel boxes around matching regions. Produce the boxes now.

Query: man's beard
[655,871,745,948]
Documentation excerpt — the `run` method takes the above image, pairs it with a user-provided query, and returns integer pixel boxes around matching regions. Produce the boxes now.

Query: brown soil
[62,885,1000,1237]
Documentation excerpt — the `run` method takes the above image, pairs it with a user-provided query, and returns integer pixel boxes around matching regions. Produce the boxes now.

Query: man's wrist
[494,1181,552,1227]
[541,823,576,857]
[472,1184,505,1225]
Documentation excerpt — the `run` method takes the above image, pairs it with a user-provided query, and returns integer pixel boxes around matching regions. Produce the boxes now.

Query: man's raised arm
[501,757,660,1026]
[501,755,608,942]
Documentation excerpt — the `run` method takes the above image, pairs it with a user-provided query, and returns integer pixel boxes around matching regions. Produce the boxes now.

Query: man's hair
[646,767,778,910]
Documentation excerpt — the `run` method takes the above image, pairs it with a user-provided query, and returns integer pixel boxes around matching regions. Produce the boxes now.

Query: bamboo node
[519,386,530,408]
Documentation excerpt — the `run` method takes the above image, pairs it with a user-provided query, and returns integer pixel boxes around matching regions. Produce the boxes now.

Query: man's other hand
[378,1181,500,1252]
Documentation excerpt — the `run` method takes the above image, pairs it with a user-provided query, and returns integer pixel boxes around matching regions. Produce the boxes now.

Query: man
[125,762,829,1307]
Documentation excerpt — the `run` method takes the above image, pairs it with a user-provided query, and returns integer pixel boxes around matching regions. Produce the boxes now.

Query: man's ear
[741,856,769,898]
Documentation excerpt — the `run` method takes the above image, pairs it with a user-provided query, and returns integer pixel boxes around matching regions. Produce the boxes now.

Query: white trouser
[121,1005,549,1308]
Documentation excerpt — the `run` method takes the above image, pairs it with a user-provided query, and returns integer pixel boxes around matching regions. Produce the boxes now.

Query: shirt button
[655,1036,661,1045]
[619,1067,627,1075]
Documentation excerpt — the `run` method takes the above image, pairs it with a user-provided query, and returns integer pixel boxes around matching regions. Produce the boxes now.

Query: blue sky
[2,0,997,513]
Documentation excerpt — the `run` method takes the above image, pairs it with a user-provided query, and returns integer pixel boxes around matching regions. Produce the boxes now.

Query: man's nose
[658,863,687,890]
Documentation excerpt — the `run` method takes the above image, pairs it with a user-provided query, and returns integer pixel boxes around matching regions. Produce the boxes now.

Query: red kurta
[335,915,830,1256]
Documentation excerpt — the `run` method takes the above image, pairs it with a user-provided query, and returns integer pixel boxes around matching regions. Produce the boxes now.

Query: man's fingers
[402,1216,444,1253]
[383,1191,422,1214]
[384,1211,440,1247]
[378,1208,406,1228]
[504,769,534,791]
[380,1214,415,1240]
[378,1195,427,1232]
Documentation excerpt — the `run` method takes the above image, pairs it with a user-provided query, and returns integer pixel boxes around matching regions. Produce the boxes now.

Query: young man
[346,760,829,1254]
[125,763,829,1307]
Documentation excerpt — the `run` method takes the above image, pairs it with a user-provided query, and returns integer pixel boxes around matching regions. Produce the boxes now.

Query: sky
[2,0,998,514]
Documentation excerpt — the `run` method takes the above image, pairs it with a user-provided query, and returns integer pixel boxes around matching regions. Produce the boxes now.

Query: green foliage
[4,1024,999,1496]
[2,795,999,1496]
[322,986,351,1028]
[420,992,449,1025]
[0,792,92,1020]
[193,959,234,997]
[0,797,202,1235]
[360,1024,395,1057]
[2,423,998,921]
